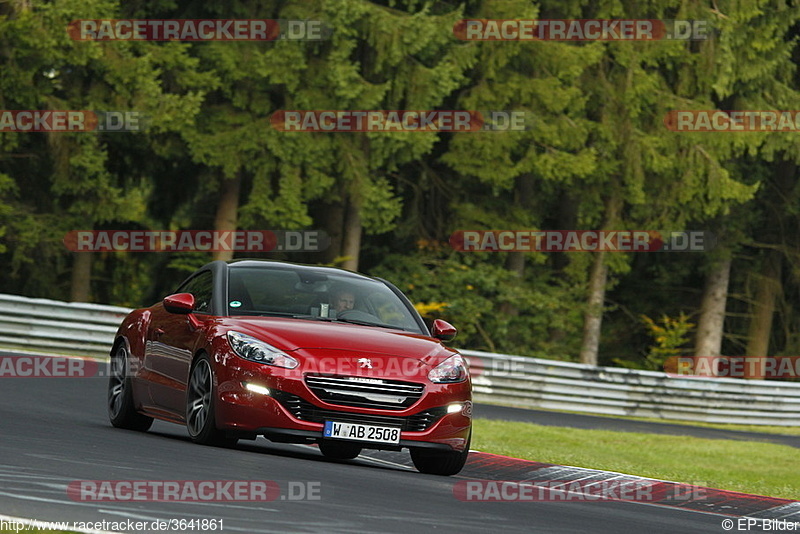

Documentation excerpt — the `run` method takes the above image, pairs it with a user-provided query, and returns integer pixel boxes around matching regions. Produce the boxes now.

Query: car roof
[224,259,377,282]
[225,259,370,278]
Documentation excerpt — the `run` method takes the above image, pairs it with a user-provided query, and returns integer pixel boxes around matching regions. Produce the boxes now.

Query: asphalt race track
[0,367,782,533]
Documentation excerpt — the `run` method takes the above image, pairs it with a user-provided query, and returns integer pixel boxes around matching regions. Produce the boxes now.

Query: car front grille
[271,390,446,432]
[304,374,425,410]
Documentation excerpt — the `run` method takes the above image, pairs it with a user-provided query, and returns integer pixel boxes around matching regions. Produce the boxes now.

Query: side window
[177,271,214,314]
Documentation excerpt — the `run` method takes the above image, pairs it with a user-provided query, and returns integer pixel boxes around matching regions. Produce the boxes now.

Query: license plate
[323,421,401,444]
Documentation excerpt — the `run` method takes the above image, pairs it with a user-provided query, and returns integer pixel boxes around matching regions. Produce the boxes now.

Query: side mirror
[431,319,457,342]
[163,293,195,314]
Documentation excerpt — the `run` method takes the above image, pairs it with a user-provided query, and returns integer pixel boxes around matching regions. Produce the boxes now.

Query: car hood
[214,316,455,364]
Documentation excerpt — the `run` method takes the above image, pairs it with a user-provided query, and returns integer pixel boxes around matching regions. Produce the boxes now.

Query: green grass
[481,401,800,436]
[473,418,800,500]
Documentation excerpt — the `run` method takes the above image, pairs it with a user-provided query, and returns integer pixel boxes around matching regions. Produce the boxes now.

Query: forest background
[2,0,799,374]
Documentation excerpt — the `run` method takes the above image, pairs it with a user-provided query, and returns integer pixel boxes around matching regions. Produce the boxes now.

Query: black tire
[410,431,471,476]
[108,343,154,432]
[186,354,238,448]
[318,440,362,460]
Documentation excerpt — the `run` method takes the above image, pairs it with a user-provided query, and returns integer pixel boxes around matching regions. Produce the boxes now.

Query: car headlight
[428,354,468,383]
[227,331,299,369]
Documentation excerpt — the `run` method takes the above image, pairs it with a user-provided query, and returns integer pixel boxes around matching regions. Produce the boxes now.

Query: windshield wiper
[333,317,408,331]
[231,310,411,331]
[230,310,311,318]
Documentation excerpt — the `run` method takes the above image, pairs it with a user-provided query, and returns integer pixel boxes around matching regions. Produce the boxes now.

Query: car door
[144,271,215,417]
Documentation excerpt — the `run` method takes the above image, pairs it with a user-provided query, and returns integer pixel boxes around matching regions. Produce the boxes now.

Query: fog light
[447,402,463,414]
[244,383,271,396]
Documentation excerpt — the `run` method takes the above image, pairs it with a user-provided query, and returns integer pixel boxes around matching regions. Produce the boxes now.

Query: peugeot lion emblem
[357,358,373,369]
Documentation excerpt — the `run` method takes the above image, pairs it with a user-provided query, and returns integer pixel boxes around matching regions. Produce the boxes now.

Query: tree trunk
[744,250,781,379]
[499,174,533,316]
[742,158,793,378]
[213,171,241,262]
[341,197,362,271]
[70,252,92,302]
[693,255,732,375]
[319,201,344,264]
[553,189,578,273]
[505,252,525,276]
[547,189,579,345]
[578,190,621,365]
[498,252,525,317]
[579,250,608,365]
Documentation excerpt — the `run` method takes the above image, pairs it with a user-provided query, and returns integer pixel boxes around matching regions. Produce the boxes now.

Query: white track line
[357,455,414,470]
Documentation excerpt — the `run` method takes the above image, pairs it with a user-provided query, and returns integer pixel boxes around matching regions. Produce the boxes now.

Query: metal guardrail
[0,294,129,358]
[1,293,798,425]
[462,350,800,426]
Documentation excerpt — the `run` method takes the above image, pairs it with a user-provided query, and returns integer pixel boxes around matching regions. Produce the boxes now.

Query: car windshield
[227,266,424,334]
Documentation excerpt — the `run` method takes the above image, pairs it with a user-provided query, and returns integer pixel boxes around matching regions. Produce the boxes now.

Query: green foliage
[1,0,800,370]
[0,173,17,254]
[636,312,695,371]
[371,241,585,358]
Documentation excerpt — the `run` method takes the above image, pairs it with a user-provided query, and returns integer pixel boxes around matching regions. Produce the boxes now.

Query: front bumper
[216,388,471,452]
[255,427,457,452]
[211,353,472,452]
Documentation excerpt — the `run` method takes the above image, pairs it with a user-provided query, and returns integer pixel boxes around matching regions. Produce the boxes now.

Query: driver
[330,288,355,314]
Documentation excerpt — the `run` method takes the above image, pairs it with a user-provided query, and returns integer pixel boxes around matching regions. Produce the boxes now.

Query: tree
[0,0,210,300]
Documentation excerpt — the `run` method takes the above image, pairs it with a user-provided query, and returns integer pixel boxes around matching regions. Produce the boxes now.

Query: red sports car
[108,260,472,475]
